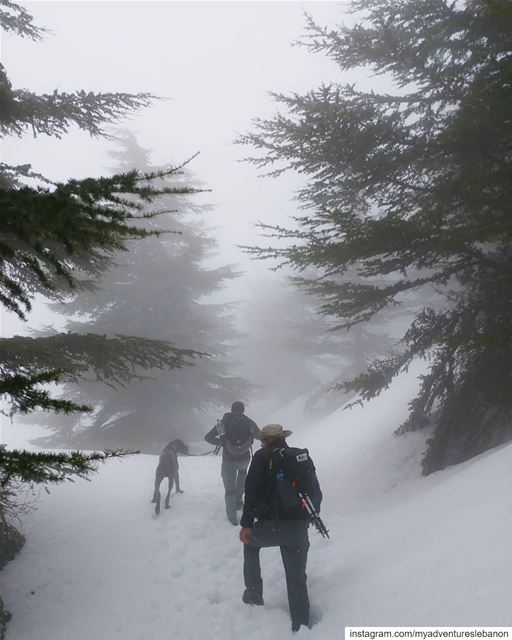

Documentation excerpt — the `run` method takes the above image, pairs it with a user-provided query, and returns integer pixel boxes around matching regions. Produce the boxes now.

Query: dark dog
[151,439,188,515]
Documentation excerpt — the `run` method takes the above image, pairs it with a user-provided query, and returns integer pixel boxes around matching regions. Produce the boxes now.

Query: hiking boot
[242,589,264,606]
[292,623,310,632]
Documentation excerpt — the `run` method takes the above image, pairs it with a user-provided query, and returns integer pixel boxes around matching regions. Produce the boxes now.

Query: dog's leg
[164,475,174,509]
[153,470,164,514]
[152,471,163,503]
[175,471,184,494]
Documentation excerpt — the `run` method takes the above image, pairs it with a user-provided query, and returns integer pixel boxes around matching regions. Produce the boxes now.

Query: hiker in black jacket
[204,401,260,525]
[239,423,322,633]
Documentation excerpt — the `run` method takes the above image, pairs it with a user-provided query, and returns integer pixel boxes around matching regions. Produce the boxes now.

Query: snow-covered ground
[1,366,511,639]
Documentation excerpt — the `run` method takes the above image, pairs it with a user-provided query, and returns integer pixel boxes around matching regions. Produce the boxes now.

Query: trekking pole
[298,491,330,539]
[200,443,222,455]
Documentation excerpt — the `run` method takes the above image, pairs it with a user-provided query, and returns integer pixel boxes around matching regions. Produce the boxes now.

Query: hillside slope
[1,368,510,638]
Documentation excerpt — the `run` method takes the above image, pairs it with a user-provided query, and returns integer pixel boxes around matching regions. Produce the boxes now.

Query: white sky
[2,0,355,335]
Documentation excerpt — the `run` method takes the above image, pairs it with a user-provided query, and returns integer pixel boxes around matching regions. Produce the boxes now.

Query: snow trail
[5,439,511,640]
[2,368,512,639]
[2,453,326,639]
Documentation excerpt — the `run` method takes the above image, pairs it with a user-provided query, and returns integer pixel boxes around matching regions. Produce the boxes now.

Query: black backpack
[269,446,322,519]
[221,414,253,456]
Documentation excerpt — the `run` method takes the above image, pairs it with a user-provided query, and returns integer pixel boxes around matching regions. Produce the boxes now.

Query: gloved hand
[239,527,252,544]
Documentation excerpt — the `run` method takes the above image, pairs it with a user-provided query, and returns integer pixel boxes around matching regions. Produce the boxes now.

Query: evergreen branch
[0,0,47,39]
[0,65,158,138]
[0,333,202,383]
[0,332,203,416]
[335,350,413,403]
[0,447,136,487]
[0,370,92,415]
[132,151,202,182]
[0,165,202,317]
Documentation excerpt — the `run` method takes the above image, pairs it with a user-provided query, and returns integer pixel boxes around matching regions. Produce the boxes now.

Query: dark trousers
[244,519,310,629]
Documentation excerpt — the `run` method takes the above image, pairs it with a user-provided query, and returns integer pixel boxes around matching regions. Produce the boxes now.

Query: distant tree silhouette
[32,132,249,450]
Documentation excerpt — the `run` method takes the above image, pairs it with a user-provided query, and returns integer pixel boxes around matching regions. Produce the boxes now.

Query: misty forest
[0,1,511,638]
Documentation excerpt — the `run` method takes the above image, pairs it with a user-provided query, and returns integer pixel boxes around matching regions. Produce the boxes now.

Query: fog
[3,3,511,634]
[3,1,344,261]
[2,1,378,446]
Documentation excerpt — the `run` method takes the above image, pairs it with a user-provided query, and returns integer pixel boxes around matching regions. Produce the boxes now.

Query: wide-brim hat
[255,424,292,440]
